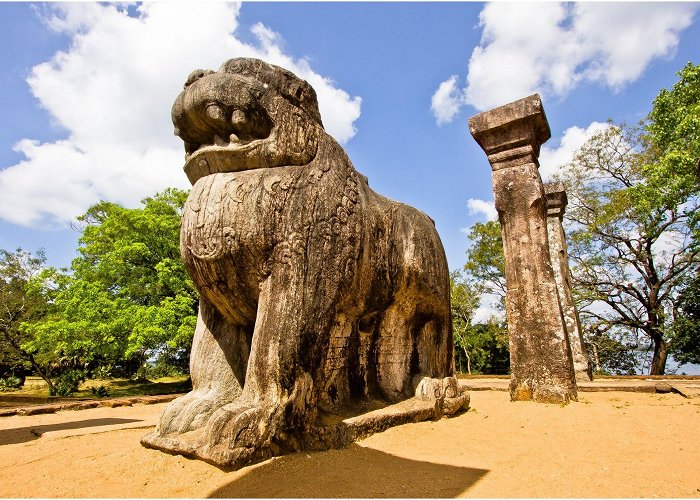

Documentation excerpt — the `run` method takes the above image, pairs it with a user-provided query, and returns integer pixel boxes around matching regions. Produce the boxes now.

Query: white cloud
[473,293,504,324]
[466,198,498,222]
[433,2,697,120]
[539,121,610,182]
[431,75,464,125]
[1,3,362,227]
[571,3,695,90]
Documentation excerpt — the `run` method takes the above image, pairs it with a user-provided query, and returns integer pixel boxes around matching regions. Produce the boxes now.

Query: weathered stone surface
[141,58,466,470]
[468,94,578,404]
[544,182,593,382]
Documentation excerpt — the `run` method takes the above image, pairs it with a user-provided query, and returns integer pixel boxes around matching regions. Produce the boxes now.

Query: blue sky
[1,1,699,280]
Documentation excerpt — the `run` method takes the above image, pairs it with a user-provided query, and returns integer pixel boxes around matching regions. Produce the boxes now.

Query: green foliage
[49,369,86,396]
[671,271,700,365]
[91,365,112,380]
[642,63,700,216]
[139,359,188,379]
[463,221,506,303]
[584,327,638,375]
[0,249,46,357]
[0,248,57,389]
[457,321,510,375]
[90,385,109,398]
[19,188,198,383]
[73,188,193,306]
[557,63,700,375]
[450,270,478,373]
[0,376,23,391]
[23,275,129,373]
[450,270,509,374]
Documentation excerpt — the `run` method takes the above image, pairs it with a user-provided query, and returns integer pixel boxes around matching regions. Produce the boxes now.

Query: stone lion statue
[141,58,468,469]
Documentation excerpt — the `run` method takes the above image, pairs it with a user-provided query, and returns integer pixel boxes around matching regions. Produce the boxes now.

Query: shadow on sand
[0,418,143,446]
[207,444,489,498]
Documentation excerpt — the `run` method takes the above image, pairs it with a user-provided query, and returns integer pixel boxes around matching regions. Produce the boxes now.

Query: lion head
[172,58,325,184]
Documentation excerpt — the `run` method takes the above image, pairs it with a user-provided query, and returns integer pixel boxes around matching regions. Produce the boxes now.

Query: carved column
[469,94,577,404]
[544,182,593,381]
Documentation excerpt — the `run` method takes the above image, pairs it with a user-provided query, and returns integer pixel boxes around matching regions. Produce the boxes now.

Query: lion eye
[205,104,226,123]
[231,109,247,128]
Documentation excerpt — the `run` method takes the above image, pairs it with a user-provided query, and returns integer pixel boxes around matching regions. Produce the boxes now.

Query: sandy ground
[0,390,699,498]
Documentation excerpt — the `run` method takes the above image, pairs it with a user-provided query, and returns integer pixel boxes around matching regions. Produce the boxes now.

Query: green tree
[24,188,198,382]
[585,324,638,375]
[451,270,509,374]
[458,220,509,374]
[450,270,479,373]
[0,249,53,387]
[670,272,700,366]
[558,64,700,375]
[642,62,700,219]
[463,220,506,306]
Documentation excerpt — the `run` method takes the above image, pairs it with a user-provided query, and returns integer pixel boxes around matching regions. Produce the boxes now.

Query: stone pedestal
[469,94,577,404]
[544,183,593,381]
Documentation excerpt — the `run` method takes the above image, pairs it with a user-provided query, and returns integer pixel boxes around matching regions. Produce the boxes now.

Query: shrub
[91,365,112,380]
[49,369,86,396]
[90,385,109,397]
[0,376,23,392]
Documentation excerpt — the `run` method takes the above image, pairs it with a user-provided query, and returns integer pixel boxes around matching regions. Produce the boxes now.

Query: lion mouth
[185,133,257,160]
[179,102,274,183]
[182,131,273,185]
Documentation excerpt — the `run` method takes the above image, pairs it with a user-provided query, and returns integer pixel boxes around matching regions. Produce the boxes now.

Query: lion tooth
[229,133,240,144]
[214,134,228,147]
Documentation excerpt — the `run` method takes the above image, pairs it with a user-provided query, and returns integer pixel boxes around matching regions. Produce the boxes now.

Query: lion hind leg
[415,313,453,378]
[375,305,414,401]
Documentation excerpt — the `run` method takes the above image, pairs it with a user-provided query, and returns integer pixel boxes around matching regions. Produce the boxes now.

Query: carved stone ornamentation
[468,94,578,404]
[544,182,593,382]
[141,58,468,470]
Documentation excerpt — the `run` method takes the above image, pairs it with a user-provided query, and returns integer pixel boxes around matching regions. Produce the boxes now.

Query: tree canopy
[463,220,506,305]
[555,63,700,375]
[454,222,509,375]
[0,248,52,384]
[450,270,509,374]
[642,62,700,217]
[671,272,700,366]
[14,189,198,392]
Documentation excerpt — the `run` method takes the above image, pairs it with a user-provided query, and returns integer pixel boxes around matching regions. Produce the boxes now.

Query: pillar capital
[468,94,551,170]
[544,182,568,219]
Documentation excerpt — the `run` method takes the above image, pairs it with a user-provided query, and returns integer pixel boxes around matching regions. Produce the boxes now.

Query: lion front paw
[199,401,280,469]
[156,389,232,435]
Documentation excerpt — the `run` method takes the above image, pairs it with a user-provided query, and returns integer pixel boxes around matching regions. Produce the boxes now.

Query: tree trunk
[34,366,54,395]
[462,347,472,375]
[649,336,668,375]
[23,352,54,395]
[591,342,601,374]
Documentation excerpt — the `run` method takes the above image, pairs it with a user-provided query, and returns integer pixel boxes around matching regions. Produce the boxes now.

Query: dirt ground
[1,390,699,498]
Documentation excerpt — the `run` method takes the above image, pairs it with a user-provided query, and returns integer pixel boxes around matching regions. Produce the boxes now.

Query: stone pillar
[468,94,577,404]
[544,182,593,381]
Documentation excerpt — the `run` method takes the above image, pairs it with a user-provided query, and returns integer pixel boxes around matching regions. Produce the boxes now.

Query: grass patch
[455,373,510,379]
[3,375,191,399]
